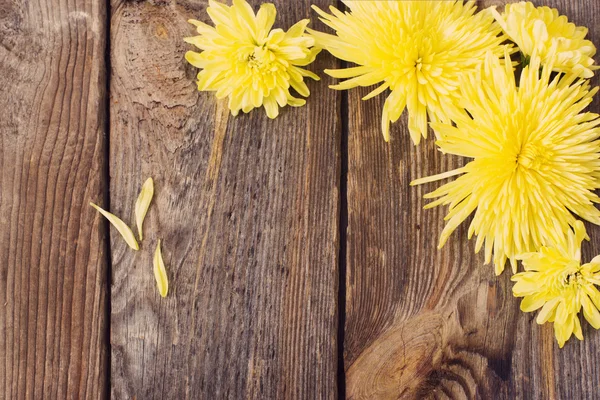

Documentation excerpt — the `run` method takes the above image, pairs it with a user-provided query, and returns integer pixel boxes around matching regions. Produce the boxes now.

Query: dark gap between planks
[337,84,349,399]
[103,0,112,397]
[335,2,349,397]
[336,0,349,399]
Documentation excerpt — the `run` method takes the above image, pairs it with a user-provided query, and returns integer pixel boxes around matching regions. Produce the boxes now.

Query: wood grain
[343,0,600,398]
[109,0,340,398]
[0,0,109,398]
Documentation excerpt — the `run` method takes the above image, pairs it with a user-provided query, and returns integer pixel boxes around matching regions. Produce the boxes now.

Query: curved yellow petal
[154,240,169,298]
[90,203,139,251]
[135,178,154,241]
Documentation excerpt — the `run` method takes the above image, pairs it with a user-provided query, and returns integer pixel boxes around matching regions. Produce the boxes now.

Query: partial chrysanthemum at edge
[513,221,600,348]
[309,0,508,144]
[411,49,600,275]
[491,1,598,79]
[184,0,320,119]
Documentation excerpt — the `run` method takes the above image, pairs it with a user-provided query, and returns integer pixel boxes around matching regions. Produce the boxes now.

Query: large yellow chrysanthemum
[412,50,600,275]
[513,221,600,348]
[491,1,598,79]
[184,0,320,118]
[309,1,507,144]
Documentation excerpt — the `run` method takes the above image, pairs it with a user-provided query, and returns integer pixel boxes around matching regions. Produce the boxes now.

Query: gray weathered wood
[0,0,109,398]
[109,0,340,398]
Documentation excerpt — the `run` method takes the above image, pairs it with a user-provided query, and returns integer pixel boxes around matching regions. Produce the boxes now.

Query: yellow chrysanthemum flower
[309,1,507,144]
[513,221,600,348]
[411,50,600,275]
[491,1,598,79]
[184,0,320,119]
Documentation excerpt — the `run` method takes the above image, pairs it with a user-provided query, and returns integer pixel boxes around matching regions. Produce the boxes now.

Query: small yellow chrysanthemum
[513,221,600,348]
[309,1,507,144]
[184,0,320,118]
[491,1,598,78]
[411,50,600,275]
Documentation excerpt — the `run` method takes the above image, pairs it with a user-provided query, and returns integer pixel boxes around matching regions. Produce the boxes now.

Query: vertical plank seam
[335,1,348,397]
[337,68,349,400]
[103,0,113,398]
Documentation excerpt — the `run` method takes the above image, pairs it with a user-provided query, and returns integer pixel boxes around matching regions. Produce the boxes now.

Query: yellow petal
[554,301,568,325]
[256,3,277,38]
[263,97,279,119]
[554,318,572,348]
[285,19,309,38]
[135,178,154,241]
[536,297,560,324]
[90,203,139,250]
[154,240,169,298]
[520,295,545,312]
[582,294,600,329]
[410,167,467,186]
[185,51,204,68]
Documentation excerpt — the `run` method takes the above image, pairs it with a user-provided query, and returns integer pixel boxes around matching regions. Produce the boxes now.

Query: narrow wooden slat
[0,0,109,398]
[109,0,340,397]
[344,0,600,398]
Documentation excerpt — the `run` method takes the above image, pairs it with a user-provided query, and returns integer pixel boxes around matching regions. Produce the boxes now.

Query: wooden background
[1,0,599,398]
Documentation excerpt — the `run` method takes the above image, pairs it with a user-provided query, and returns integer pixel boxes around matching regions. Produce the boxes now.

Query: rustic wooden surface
[109,0,340,398]
[2,0,600,398]
[343,0,600,399]
[0,0,109,398]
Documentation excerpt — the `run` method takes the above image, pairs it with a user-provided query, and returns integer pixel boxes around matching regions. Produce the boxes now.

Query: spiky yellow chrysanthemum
[513,221,600,347]
[309,1,507,144]
[184,0,320,118]
[491,2,598,79]
[411,50,600,275]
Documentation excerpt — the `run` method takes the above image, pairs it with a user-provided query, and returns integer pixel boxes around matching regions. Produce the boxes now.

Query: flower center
[246,45,272,71]
[516,143,550,170]
[558,264,586,289]
[415,57,423,71]
[564,271,582,285]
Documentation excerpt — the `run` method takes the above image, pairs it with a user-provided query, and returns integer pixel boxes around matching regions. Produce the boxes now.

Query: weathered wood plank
[344,0,600,398]
[109,0,340,398]
[0,0,109,398]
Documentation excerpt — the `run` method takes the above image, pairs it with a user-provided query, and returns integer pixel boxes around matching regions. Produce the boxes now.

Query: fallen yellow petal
[90,203,139,250]
[153,240,169,298]
[135,178,154,241]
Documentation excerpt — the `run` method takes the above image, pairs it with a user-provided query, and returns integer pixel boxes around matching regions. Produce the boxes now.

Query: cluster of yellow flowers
[184,1,600,347]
